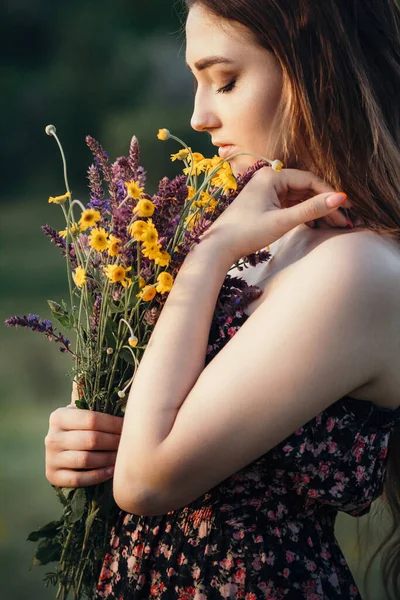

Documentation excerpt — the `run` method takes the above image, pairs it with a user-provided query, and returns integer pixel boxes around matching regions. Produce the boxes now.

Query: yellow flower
[170,149,190,161]
[107,234,121,257]
[271,159,284,172]
[154,250,171,267]
[89,227,108,252]
[211,164,237,192]
[139,276,146,288]
[187,185,195,200]
[222,172,238,192]
[79,209,101,231]
[184,212,201,231]
[104,265,132,288]
[198,158,214,171]
[183,161,208,177]
[128,336,138,347]
[48,191,71,205]
[142,225,158,245]
[188,152,205,163]
[209,156,224,168]
[136,285,157,301]
[128,220,148,241]
[59,222,80,238]
[182,151,208,176]
[157,128,170,141]
[125,179,145,200]
[205,198,218,213]
[73,266,87,288]
[193,190,213,208]
[156,272,174,294]
[141,241,162,260]
[133,199,155,218]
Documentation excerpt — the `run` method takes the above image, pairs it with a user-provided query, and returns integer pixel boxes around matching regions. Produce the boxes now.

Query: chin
[229,157,256,178]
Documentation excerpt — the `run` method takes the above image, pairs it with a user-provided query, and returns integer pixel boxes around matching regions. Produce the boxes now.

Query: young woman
[44,1,400,598]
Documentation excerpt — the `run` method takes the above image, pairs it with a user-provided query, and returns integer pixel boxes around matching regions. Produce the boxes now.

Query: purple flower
[129,135,140,172]
[87,163,105,200]
[4,315,72,353]
[89,295,102,343]
[87,196,112,213]
[85,137,112,182]
[41,225,78,268]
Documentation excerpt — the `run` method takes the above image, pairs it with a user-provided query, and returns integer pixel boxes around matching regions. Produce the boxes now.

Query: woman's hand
[45,382,123,488]
[204,166,354,264]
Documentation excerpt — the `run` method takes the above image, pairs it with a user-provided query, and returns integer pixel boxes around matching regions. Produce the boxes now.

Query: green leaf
[75,398,89,410]
[52,486,75,506]
[119,348,134,365]
[34,538,62,565]
[82,507,100,548]
[69,488,87,523]
[27,520,63,542]
[108,303,124,315]
[104,317,118,348]
[47,299,72,330]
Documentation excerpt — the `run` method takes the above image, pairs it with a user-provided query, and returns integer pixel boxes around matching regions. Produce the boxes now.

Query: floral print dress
[96,274,400,599]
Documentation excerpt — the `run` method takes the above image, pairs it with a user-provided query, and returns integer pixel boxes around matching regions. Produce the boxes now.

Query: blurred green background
[0,1,393,598]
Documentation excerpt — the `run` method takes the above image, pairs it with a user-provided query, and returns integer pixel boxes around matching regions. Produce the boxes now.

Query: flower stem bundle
[5,124,282,599]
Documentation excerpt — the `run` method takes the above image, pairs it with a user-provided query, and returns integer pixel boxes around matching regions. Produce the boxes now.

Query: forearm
[114,236,232,496]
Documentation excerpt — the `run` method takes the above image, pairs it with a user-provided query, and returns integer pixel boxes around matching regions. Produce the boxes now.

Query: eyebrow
[185,56,235,72]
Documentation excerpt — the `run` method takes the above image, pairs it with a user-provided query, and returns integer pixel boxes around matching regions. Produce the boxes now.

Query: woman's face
[185,5,284,176]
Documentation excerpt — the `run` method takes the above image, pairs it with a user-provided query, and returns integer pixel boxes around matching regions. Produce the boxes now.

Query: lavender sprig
[85,136,112,182]
[128,135,140,172]
[4,314,72,353]
[41,225,78,268]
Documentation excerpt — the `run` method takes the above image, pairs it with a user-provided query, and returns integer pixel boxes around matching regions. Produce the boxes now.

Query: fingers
[276,169,353,212]
[282,190,348,233]
[46,466,115,488]
[49,406,124,435]
[70,380,79,406]
[278,168,336,197]
[48,449,117,471]
[46,429,121,452]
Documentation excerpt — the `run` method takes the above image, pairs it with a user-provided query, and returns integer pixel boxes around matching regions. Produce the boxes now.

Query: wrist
[187,232,235,272]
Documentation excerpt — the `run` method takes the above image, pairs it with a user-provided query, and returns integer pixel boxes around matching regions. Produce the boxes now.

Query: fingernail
[346,219,354,229]
[326,192,347,208]
[106,467,115,476]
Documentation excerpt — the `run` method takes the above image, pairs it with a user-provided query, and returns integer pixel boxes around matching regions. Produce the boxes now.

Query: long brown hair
[182,1,400,598]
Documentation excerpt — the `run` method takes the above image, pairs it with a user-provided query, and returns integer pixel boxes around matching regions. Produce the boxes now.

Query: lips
[217,145,238,159]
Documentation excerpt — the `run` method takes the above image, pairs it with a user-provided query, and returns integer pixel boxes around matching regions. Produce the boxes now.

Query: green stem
[51,129,71,194]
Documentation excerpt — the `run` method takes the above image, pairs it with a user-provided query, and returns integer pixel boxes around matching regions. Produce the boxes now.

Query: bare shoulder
[311,228,400,310]
[296,229,400,409]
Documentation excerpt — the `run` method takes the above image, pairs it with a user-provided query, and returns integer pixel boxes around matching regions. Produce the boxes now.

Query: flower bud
[45,124,56,136]
[118,390,126,398]
[157,128,170,141]
[271,159,284,172]
[106,347,114,355]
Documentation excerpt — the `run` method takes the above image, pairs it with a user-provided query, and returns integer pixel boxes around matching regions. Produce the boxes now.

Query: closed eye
[216,79,236,94]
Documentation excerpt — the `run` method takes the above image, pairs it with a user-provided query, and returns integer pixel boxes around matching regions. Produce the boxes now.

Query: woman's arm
[113,233,389,515]
[113,236,232,506]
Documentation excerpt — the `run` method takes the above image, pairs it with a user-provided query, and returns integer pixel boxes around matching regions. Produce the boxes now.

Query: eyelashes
[192,78,237,95]
[216,79,236,94]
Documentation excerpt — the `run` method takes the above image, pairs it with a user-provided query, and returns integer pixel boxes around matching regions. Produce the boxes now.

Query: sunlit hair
[181,1,400,598]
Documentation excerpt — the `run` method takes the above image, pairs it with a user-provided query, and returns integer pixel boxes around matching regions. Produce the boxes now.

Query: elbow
[112,470,164,517]
[112,468,147,515]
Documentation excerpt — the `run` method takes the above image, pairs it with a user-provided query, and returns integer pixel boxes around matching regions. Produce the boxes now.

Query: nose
[190,90,220,133]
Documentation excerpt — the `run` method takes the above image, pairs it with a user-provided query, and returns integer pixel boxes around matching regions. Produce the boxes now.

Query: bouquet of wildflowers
[5,123,282,599]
